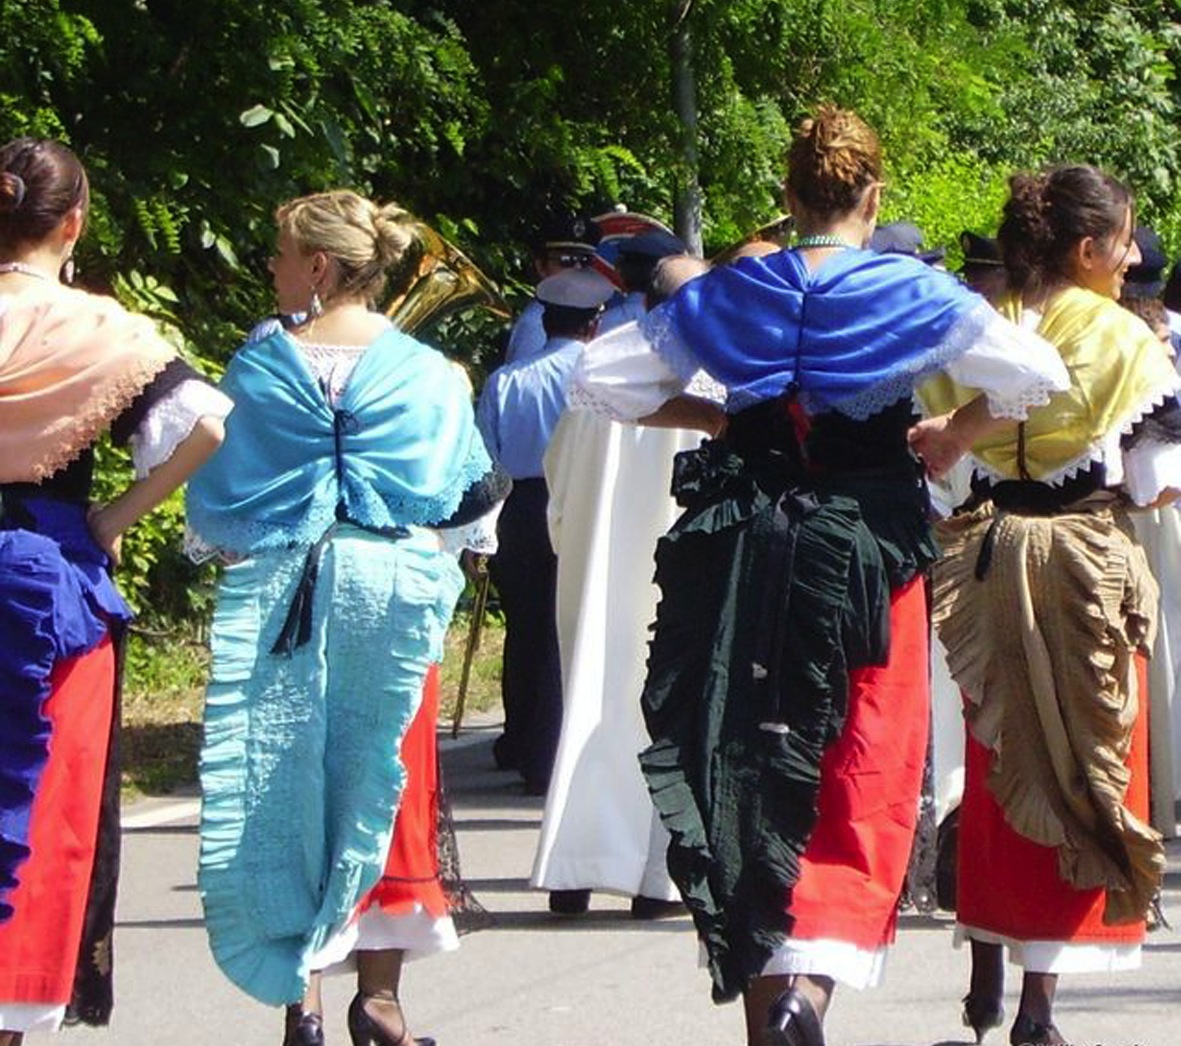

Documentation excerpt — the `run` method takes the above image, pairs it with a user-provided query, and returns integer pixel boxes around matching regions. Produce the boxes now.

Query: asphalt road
[87,715,1181,1046]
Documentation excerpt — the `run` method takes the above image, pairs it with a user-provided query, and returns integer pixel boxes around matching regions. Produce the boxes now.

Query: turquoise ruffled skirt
[198,526,463,1006]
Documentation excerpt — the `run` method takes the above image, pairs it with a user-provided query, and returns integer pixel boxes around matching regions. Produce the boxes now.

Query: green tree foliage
[5,0,1181,624]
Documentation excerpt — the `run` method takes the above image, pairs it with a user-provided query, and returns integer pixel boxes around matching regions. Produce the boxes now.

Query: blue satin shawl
[654,248,990,418]
[186,327,490,555]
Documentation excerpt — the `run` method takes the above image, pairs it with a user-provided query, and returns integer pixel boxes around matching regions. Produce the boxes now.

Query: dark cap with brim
[959,230,1003,269]
[617,229,687,259]
[870,221,945,266]
[1124,225,1167,298]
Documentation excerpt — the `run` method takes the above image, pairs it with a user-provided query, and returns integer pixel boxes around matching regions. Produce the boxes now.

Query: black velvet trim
[110,358,204,447]
[436,463,512,529]
[1122,394,1181,451]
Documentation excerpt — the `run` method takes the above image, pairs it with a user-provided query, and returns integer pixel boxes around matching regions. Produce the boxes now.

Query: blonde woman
[188,191,504,1046]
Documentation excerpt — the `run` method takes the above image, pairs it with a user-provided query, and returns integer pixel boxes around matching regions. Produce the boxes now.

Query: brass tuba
[385,222,510,335]
[709,214,795,266]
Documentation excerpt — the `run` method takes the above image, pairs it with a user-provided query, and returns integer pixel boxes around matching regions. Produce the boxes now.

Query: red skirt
[956,655,1150,946]
[0,639,115,1005]
[361,664,448,918]
[787,576,930,949]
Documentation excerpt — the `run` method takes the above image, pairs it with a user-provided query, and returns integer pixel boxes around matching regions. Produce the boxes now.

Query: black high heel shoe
[347,992,436,1046]
[962,993,1004,1043]
[766,986,826,1046]
[1009,1014,1065,1046]
[284,1005,326,1046]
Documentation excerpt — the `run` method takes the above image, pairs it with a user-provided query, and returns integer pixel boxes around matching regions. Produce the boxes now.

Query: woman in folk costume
[568,104,1071,1046]
[0,138,230,1042]
[923,166,1181,1046]
[186,190,504,1046]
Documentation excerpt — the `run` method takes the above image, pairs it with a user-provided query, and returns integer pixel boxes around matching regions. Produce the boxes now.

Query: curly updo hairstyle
[275,190,424,306]
[0,138,89,252]
[786,105,883,220]
[998,165,1133,296]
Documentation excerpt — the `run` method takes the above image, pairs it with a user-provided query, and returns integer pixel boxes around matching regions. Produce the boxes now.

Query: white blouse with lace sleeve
[130,379,233,478]
[566,319,725,421]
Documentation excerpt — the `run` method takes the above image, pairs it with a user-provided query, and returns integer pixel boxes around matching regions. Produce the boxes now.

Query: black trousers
[488,478,562,791]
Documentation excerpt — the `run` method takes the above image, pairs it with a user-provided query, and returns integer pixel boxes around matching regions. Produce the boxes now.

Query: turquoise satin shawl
[187,327,490,555]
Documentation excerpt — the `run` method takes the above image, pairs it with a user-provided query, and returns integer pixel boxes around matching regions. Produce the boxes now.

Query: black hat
[869,221,945,266]
[959,231,1003,269]
[534,212,601,254]
[1123,225,1167,299]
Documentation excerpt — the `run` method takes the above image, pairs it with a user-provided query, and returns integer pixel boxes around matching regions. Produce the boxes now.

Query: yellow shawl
[922,286,1180,482]
[0,283,175,483]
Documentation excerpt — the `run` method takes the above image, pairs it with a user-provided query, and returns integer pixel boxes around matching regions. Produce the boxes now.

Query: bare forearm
[93,416,224,539]
[949,394,1013,446]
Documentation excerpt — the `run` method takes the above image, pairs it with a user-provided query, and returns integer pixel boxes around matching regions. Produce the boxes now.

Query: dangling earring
[61,257,75,285]
[308,289,324,319]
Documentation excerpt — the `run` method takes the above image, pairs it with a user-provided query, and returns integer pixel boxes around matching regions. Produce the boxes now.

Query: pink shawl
[0,283,175,482]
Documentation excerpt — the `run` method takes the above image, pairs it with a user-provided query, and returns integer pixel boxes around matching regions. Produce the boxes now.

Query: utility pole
[670,0,703,256]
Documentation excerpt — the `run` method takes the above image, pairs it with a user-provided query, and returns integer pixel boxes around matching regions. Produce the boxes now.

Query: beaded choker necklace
[0,261,53,280]
[793,234,857,250]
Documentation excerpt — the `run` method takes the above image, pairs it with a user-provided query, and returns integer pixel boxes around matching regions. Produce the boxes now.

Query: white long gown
[1131,506,1181,838]
[530,408,700,898]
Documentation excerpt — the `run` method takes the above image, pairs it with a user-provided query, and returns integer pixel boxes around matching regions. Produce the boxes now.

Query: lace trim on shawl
[26,357,172,482]
[645,300,1062,422]
[931,502,1164,924]
[194,429,491,557]
[807,303,1061,421]
[970,377,1181,492]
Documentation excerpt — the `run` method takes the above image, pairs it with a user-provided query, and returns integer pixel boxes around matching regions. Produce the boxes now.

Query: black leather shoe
[1009,1013,1065,1045]
[629,895,687,920]
[766,986,825,1046]
[284,1005,325,1046]
[491,734,517,772]
[547,889,591,915]
[347,992,435,1046]
[962,993,1004,1043]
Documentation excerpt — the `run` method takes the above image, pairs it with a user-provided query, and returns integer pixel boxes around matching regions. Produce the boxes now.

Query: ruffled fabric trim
[0,505,126,921]
[641,306,708,385]
[932,502,1165,924]
[0,534,65,920]
[639,439,892,1001]
[198,534,464,1005]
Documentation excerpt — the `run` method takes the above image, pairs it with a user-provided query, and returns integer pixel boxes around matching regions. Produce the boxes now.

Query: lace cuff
[566,316,695,421]
[130,379,233,478]
[1123,439,1181,507]
[438,503,502,556]
[941,309,1070,420]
